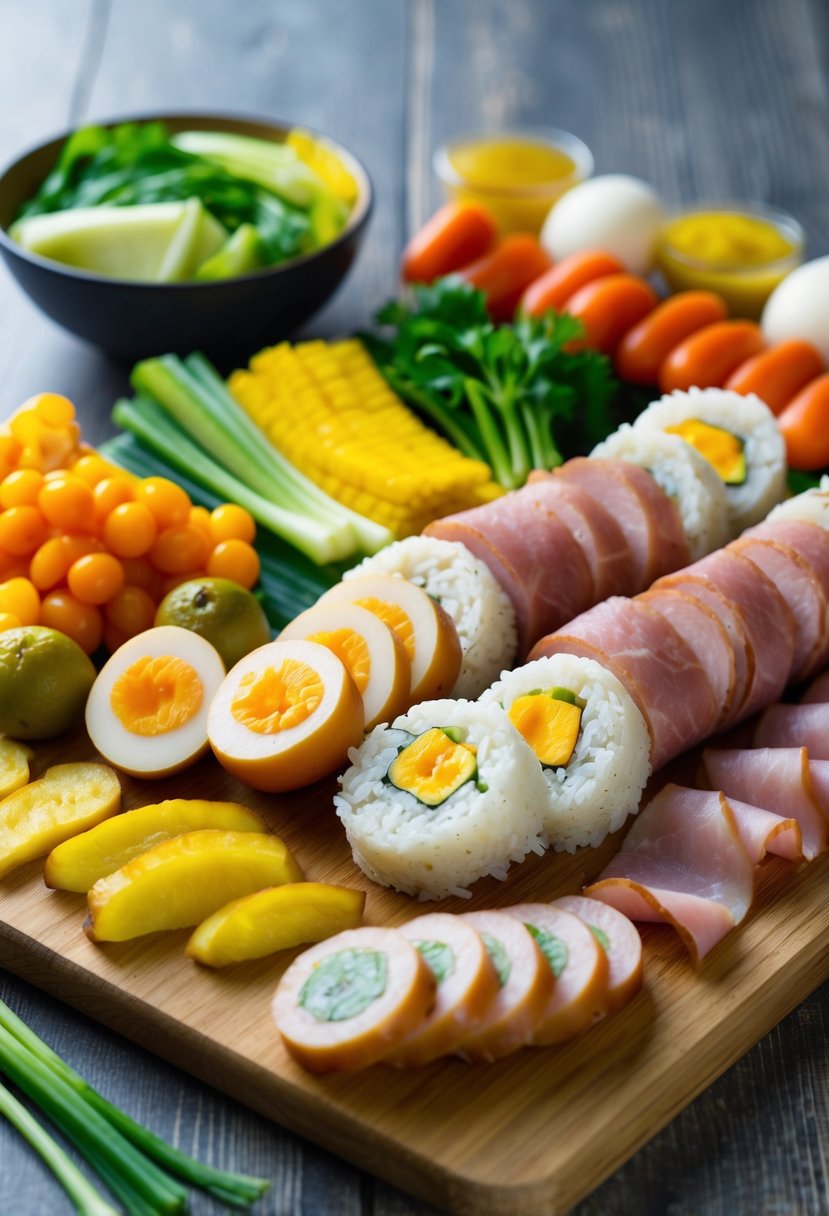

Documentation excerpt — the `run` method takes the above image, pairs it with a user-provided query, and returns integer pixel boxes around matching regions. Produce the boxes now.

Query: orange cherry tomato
[40,591,103,655]
[0,506,48,556]
[563,274,659,356]
[206,539,260,589]
[0,578,40,626]
[72,453,116,486]
[659,320,765,394]
[119,557,164,601]
[519,250,625,317]
[402,201,499,284]
[29,535,104,591]
[135,477,191,529]
[0,469,44,509]
[93,476,134,522]
[0,612,21,632]
[777,375,829,470]
[614,291,728,385]
[103,501,158,558]
[105,585,157,638]
[149,525,209,575]
[458,234,553,322]
[724,339,825,415]
[67,553,125,605]
[209,503,256,545]
[37,474,94,531]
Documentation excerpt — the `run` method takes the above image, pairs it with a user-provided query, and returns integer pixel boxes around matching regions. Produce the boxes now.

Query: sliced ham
[802,669,829,704]
[731,535,828,680]
[424,483,593,652]
[746,521,829,670]
[585,785,755,964]
[702,747,829,861]
[649,572,754,726]
[677,550,795,719]
[529,597,720,769]
[640,588,736,728]
[523,477,635,600]
[723,796,804,863]
[540,458,689,586]
[755,702,829,759]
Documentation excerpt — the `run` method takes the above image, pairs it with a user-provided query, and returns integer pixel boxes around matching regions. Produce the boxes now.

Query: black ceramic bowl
[0,113,373,361]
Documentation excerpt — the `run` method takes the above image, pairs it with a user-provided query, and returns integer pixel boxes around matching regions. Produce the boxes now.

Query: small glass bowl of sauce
[434,129,594,234]
[657,203,804,318]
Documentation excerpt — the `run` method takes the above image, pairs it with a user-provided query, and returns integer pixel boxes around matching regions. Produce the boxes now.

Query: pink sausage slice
[530,478,635,601]
[272,927,435,1073]
[530,597,720,769]
[731,536,827,681]
[456,911,553,1062]
[504,903,609,1043]
[387,913,500,1066]
[747,520,829,671]
[640,588,736,729]
[552,895,643,1014]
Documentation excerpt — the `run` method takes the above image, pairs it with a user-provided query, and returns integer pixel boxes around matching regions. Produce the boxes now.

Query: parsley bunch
[367,278,617,489]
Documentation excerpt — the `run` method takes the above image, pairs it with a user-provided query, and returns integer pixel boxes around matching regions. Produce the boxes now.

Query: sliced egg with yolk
[317,574,461,702]
[207,639,364,792]
[278,601,411,729]
[85,626,226,778]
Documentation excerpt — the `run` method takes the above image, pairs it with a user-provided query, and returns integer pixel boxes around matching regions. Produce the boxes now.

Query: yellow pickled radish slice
[85,626,226,778]
[388,728,477,807]
[85,829,303,942]
[507,691,583,767]
[0,739,33,799]
[0,763,120,879]
[186,882,366,967]
[44,798,267,893]
[665,418,747,486]
[318,574,461,702]
[208,639,364,792]
[279,602,411,729]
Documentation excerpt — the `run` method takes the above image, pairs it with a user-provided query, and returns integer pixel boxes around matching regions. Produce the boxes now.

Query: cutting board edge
[2,916,829,1216]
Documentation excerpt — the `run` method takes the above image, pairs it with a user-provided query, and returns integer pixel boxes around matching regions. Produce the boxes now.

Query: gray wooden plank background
[0,1,827,1213]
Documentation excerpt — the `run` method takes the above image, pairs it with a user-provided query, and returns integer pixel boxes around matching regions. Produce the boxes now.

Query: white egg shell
[85,625,226,778]
[761,256,829,363]
[541,174,665,276]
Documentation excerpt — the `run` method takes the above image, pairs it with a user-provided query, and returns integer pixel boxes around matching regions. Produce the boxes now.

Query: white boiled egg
[85,626,226,778]
[541,174,665,275]
[761,256,829,363]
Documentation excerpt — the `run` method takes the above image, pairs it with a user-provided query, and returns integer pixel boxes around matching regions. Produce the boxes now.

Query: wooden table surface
[0,1,828,1213]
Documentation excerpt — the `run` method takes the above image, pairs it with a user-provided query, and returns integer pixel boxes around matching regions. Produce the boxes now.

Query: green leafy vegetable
[365,277,618,489]
[416,940,456,983]
[299,949,388,1022]
[525,924,569,978]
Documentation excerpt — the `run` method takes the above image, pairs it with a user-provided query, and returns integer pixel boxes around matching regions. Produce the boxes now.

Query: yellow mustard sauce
[443,136,582,234]
[657,210,802,318]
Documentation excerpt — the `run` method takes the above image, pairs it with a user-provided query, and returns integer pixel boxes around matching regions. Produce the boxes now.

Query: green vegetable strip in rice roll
[334,700,548,900]
[344,537,518,697]
[632,387,786,534]
[590,425,730,560]
[480,655,651,852]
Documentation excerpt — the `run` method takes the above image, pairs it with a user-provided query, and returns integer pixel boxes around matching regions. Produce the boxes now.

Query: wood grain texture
[0,729,828,1215]
[0,1,828,1214]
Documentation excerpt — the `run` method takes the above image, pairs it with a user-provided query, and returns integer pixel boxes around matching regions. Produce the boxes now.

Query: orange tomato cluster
[401,203,829,471]
[0,395,259,655]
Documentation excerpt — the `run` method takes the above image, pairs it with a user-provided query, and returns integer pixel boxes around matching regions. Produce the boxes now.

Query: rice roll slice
[767,480,829,529]
[456,911,554,1062]
[343,537,518,698]
[334,700,548,900]
[387,913,500,1066]
[271,926,436,1073]
[318,574,461,703]
[591,424,730,559]
[481,655,651,852]
[279,602,411,730]
[551,895,643,1014]
[504,903,609,1044]
[632,387,786,533]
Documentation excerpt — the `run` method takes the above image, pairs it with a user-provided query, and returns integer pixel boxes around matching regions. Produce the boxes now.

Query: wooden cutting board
[1,730,827,1216]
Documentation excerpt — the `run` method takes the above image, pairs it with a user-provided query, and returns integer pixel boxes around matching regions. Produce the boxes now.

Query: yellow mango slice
[388,728,477,806]
[0,763,120,880]
[186,881,366,967]
[85,830,303,942]
[44,799,267,893]
[0,739,33,799]
[508,693,583,767]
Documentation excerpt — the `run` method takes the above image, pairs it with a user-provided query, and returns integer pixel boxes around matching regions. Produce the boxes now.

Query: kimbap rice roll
[343,537,517,698]
[591,424,730,559]
[480,655,651,852]
[767,477,829,529]
[334,699,547,900]
[632,387,786,533]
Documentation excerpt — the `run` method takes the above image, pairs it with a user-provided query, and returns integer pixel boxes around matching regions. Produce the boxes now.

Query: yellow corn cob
[229,339,502,538]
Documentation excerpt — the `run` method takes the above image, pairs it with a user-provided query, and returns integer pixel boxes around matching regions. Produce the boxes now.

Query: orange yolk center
[355,598,414,662]
[307,628,370,693]
[110,655,204,736]
[230,658,323,735]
